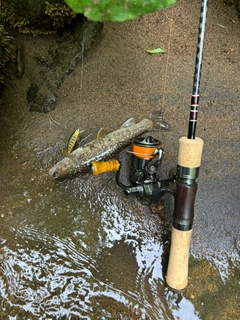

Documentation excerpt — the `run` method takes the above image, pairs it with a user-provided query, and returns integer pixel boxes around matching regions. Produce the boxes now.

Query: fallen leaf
[217,24,226,29]
[146,48,164,54]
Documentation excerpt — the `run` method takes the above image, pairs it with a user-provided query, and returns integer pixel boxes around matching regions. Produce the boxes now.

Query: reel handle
[91,160,120,176]
[166,137,203,292]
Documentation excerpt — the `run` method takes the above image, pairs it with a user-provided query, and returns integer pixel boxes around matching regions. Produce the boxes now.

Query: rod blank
[188,0,209,140]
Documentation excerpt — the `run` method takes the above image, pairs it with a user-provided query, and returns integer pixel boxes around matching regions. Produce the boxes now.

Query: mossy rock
[1,1,104,113]
[1,0,77,35]
[26,19,104,112]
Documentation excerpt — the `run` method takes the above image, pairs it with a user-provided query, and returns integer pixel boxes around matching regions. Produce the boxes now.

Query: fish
[49,109,169,180]
[15,44,25,79]
[62,129,80,157]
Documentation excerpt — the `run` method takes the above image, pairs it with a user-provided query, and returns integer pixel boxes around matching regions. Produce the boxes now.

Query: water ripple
[0,224,168,319]
[0,182,200,319]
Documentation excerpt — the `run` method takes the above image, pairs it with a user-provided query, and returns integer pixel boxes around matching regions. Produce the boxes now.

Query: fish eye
[52,171,59,179]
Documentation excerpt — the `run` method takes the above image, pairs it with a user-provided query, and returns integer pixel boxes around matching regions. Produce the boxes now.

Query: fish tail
[148,109,169,130]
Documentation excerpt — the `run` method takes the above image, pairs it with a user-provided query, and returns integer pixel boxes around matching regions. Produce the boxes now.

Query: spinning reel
[91,136,175,202]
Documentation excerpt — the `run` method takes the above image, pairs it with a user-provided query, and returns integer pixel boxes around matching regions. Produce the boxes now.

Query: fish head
[48,158,71,180]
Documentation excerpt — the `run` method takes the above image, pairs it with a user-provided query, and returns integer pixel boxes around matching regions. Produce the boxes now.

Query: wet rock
[27,83,56,113]
[27,18,103,113]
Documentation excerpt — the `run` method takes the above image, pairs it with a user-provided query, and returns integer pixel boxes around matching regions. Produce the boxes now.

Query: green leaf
[64,0,176,22]
[146,48,165,54]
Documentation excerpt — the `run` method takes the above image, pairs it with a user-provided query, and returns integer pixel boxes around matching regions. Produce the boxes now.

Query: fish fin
[96,128,106,140]
[121,118,135,128]
[148,109,170,130]
[62,150,71,157]
[79,134,92,146]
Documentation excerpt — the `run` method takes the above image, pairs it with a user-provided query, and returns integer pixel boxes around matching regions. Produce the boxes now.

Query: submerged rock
[26,18,103,113]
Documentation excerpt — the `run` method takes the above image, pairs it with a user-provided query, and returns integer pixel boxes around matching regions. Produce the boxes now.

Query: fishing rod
[166,0,208,291]
[88,0,208,292]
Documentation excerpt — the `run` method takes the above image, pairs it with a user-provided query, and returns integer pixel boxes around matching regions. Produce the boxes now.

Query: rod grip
[91,160,120,176]
[166,227,192,292]
[178,137,203,168]
[166,136,203,291]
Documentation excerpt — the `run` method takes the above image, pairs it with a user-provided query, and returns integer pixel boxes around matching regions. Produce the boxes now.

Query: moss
[1,2,31,34]
[1,1,77,36]
[0,24,13,90]
[45,1,76,28]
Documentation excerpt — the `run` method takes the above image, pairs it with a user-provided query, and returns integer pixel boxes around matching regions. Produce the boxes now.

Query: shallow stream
[0,142,239,319]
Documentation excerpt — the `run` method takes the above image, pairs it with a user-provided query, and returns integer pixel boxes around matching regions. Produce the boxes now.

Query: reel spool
[129,136,163,185]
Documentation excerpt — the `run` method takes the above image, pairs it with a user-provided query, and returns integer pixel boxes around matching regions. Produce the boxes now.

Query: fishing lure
[62,129,80,157]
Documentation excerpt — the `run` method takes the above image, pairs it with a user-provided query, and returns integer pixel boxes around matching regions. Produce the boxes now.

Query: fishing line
[79,18,86,108]
[159,5,175,142]
[77,18,91,146]
[161,5,174,112]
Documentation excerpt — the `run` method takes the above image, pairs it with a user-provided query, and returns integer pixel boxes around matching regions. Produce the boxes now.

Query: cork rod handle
[166,227,192,291]
[166,137,203,292]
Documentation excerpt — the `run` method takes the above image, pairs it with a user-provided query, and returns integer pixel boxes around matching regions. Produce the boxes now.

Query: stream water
[1,151,240,320]
[0,161,201,319]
